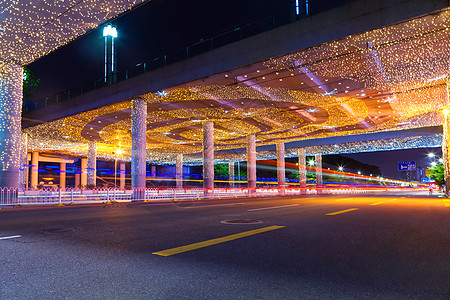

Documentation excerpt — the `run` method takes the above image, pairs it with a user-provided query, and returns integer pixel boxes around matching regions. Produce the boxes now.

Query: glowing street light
[103,24,117,84]
[430,161,437,167]
[308,160,315,166]
[427,153,435,158]
[357,171,361,175]
[338,166,343,171]
[439,158,444,163]
[103,24,118,38]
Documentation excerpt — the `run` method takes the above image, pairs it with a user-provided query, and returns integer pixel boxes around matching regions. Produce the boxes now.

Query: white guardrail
[0,186,402,206]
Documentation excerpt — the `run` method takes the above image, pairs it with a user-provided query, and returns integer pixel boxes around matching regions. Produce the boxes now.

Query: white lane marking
[248,204,299,212]
[186,203,245,209]
[0,235,22,240]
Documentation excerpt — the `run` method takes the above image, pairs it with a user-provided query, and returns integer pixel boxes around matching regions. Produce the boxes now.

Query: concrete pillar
[247,134,256,192]
[60,162,66,190]
[229,161,235,188]
[298,148,307,190]
[87,141,97,187]
[18,133,28,189]
[443,79,450,195]
[176,153,183,188]
[80,158,87,187]
[151,165,156,178]
[0,62,23,187]
[31,151,39,189]
[203,121,214,194]
[75,173,80,188]
[120,162,125,189]
[315,153,323,189]
[131,97,147,188]
[277,143,286,194]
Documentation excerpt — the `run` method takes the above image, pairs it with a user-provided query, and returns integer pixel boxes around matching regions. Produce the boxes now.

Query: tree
[214,164,229,178]
[428,164,444,186]
[23,67,40,99]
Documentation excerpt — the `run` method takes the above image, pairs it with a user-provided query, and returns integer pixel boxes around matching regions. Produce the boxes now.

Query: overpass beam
[87,142,97,187]
[203,121,214,196]
[176,153,183,188]
[131,97,147,188]
[0,62,23,187]
[247,134,256,193]
[315,153,323,192]
[277,143,286,195]
[298,148,307,192]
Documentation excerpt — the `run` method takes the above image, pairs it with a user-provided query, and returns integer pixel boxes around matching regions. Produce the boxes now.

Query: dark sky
[27,0,439,181]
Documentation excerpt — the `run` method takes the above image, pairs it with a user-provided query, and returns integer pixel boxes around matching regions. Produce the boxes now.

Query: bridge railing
[0,186,417,207]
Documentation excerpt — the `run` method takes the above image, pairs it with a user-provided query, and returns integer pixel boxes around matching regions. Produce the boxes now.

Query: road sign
[398,161,416,171]
[421,177,435,183]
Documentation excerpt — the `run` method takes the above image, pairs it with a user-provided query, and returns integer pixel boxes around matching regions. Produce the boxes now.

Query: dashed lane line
[247,204,299,212]
[326,208,359,216]
[152,225,285,257]
[0,235,22,240]
[185,203,245,209]
[370,202,385,206]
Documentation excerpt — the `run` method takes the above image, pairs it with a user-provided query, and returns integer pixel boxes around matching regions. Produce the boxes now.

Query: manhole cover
[220,219,263,224]
[41,228,79,234]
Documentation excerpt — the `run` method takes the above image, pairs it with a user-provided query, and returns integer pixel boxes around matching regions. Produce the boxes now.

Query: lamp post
[103,24,117,85]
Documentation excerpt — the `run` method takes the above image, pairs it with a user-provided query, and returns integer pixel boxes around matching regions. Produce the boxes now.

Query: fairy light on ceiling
[0,0,149,65]
[21,8,450,164]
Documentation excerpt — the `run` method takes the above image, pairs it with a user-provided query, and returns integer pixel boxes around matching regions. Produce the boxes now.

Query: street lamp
[430,161,437,167]
[427,153,435,158]
[103,24,117,84]
[338,166,343,171]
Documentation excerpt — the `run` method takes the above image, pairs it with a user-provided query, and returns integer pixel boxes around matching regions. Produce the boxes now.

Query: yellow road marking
[389,198,399,202]
[370,202,384,206]
[326,208,359,216]
[443,200,450,207]
[152,225,285,256]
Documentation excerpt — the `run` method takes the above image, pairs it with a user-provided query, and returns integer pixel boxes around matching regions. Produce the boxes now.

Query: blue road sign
[421,178,435,183]
[398,161,416,171]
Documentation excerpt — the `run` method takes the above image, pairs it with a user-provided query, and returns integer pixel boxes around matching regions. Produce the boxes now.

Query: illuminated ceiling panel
[24,8,450,163]
[0,0,149,65]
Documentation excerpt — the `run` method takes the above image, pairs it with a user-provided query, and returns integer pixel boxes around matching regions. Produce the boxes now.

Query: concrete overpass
[5,0,450,190]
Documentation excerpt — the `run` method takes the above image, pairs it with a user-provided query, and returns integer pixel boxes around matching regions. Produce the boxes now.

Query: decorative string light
[0,0,148,65]
[20,8,450,166]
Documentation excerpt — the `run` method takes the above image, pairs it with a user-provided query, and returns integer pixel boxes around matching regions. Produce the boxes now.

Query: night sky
[26,0,439,180]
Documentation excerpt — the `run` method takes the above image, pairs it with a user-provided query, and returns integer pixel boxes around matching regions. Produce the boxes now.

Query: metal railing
[0,186,406,207]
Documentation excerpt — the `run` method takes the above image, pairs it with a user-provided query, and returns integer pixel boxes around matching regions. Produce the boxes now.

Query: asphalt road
[1,191,449,299]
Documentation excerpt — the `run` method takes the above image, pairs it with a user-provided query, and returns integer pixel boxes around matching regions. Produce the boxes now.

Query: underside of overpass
[23,7,450,165]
